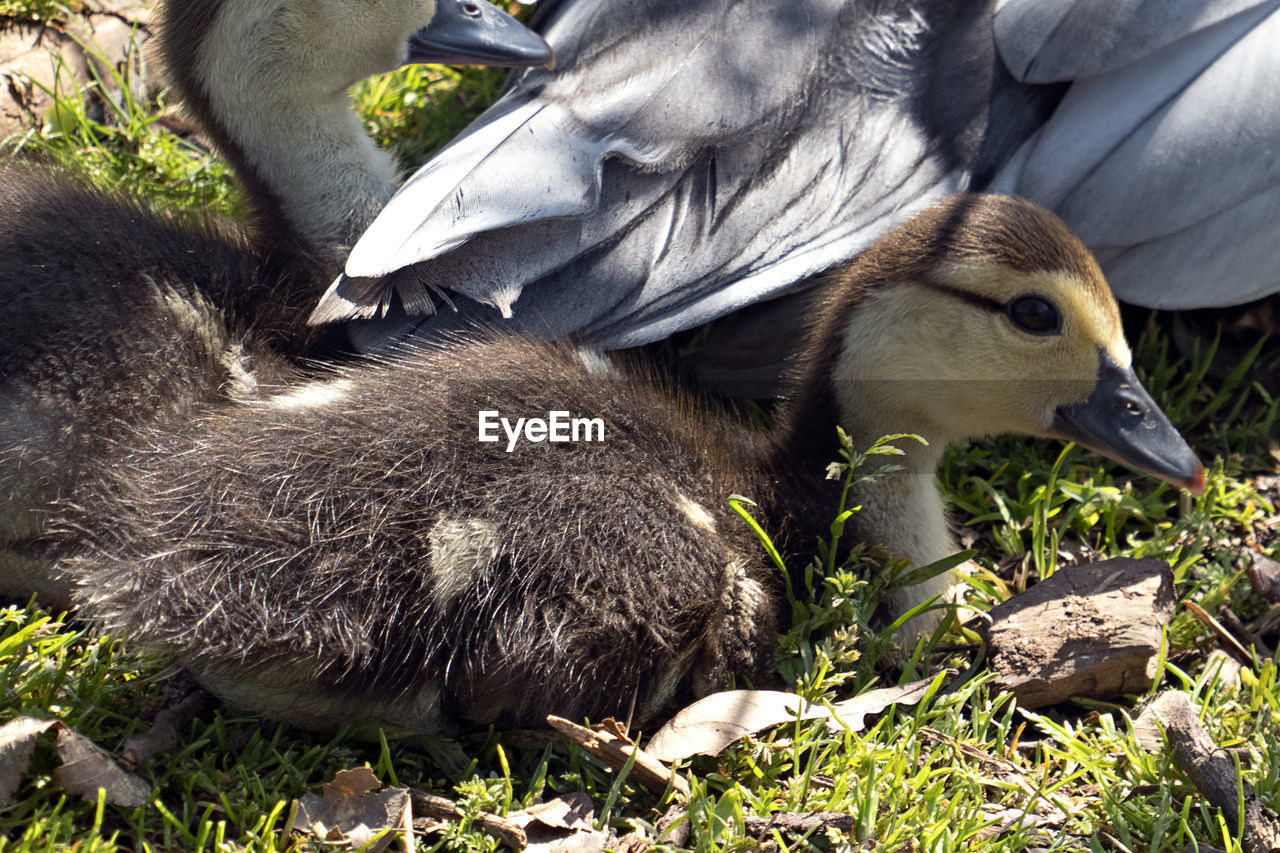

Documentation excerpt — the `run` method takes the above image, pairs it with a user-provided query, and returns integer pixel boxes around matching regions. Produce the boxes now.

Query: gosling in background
[0,0,550,602]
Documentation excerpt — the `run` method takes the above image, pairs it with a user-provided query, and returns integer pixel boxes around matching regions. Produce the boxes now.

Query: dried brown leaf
[52,726,150,807]
[509,792,595,832]
[645,676,937,762]
[293,768,408,852]
[0,717,60,807]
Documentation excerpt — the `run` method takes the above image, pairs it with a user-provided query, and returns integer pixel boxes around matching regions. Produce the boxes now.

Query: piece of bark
[979,558,1176,708]
[1140,692,1280,853]
[1248,554,1280,603]
[547,716,690,799]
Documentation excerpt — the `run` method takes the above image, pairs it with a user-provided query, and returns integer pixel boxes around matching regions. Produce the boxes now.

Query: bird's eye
[461,1,482,16]
[1007,295,1061,335]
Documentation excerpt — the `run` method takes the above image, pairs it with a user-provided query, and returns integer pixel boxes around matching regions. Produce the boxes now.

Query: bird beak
[1050,352,1205,495]
[407,0,554,69]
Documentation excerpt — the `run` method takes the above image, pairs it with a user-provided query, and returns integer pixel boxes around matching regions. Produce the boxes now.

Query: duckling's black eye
[1007,295,1061,335]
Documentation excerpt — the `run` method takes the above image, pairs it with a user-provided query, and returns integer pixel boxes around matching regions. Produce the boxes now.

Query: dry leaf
[508,793,606,853]
[52,726,151,807]
[293,768,409,852]
[0,717,60,807]
[2,717,150,808]
[509,792,595,831]
[645,676,937,762]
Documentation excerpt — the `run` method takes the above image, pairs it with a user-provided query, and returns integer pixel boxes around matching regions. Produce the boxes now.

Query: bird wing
[990,0,1280,307]
[328,0,993,346]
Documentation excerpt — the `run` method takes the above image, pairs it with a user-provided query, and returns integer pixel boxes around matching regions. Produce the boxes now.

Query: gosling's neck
[166,1,399,271]
[778,281,965,571]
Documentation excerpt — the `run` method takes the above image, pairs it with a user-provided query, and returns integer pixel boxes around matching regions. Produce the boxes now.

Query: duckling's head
[819,194,1204,493]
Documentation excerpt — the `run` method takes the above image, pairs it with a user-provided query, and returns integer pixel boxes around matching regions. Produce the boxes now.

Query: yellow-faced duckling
[0,0,550,602]
[65,195,1203,734]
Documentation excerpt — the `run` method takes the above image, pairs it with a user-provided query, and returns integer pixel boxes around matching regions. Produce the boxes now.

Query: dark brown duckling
[0,0,551,602]
[64,194,1203,733]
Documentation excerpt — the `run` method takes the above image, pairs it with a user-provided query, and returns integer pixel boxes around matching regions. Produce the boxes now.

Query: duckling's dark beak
[1050,352,1206,495]
[408,0,554,69]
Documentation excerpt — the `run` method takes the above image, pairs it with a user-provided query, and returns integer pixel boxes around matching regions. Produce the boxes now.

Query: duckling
[63,195,1203,734]
[320,0,1280,353]
[0,0,552,602]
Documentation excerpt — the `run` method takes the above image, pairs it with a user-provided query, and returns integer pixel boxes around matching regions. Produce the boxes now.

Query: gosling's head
[820,194,1204,493]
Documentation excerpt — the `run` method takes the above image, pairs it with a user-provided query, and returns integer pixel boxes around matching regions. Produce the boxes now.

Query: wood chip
[980,558,1176,708]
[547,716,690,799]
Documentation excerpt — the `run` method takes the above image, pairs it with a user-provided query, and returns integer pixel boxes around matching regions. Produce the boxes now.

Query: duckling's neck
[778,282,965,575]
[181,4,399,271]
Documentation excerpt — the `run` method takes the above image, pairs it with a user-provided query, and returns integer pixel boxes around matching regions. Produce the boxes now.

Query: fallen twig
[1144,692,1280,853]
[1184,601,1257,665]
[408,788,527,849]
[546,716,690,798]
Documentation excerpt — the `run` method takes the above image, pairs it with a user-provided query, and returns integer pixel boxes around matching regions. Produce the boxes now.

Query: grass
[0,0,76,29]
[1,6,1278,851]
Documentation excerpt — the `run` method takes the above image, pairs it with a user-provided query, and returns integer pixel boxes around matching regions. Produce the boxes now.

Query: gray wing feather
[991,1,1280,307]
[336,0,994,346]
[993,0,1271,82]
[335,0,1280,349]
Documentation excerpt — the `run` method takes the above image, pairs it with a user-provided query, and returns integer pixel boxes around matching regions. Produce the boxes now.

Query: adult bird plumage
[319,0,1280,355]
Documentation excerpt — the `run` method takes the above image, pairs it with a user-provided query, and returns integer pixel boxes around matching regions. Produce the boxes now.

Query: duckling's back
[0,164,301,601]
[65,335,780,732]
